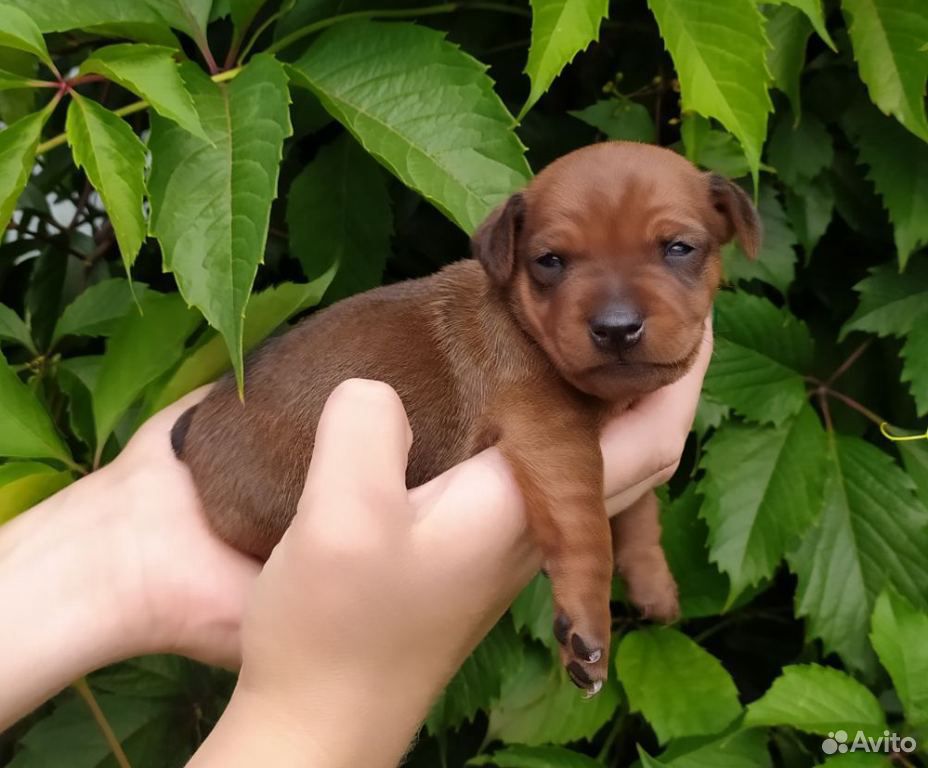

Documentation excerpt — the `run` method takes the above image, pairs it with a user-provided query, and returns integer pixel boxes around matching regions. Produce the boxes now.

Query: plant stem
[826,340,871,387]
[238,0,297,65]
[73,678,132,768]
[825,388,886,427]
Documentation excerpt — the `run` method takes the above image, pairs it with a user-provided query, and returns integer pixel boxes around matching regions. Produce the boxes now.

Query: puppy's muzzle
[589,304,645,352]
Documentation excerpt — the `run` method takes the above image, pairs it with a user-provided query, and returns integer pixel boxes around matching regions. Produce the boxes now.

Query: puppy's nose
[589,306,645,351]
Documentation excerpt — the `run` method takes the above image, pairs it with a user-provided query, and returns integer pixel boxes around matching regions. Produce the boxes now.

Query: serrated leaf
[487,647,620,745]
[842,0,928,143]
[427,615,523,733]
[841,259,928,339]
[569,97,657,143]
[149,54,292,394]
[680,113,750,179]
[767,112,833,188]
[66,94,147,275]
[1,0,176,44]
[660,487,729,618]
[0,105,52,234]
[0,3,55,69]
[722,184,798,295]
[692,393,730,438]
[0,461,71,523]
[470,745,603,768]
[146,0,212,44]
[92,291,200,452]
[521,0,608,117]
[79,44,207,140]
[288,133,393,303]
[699,405,826,599]
[0,351,71,463]
[788,435,928,673]
[289,21,530,234]
[844,104,928,270]
[783,173,834,258]
[744,664,886,735]
[52,278,140,344]
[58,355,101,450]
[901,322,928,416]
[765,4,812,120]
[656,729,773,768]
[616,627,741,744]
[0,302,35,352]
[510,572,555,649]
[147,271,335,415]
[704,291,813,425]
[899,441,928,508]
[647,0,772,181]
[771,0,836,49]
[870,589,928,729]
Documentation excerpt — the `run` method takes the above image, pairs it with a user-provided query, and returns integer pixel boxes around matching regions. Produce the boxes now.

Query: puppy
[172,141,759,694]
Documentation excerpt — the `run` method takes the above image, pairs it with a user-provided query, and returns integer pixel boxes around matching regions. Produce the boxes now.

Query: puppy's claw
[567,661,593,689]
[584,680,604,698]
[586,648,602,663]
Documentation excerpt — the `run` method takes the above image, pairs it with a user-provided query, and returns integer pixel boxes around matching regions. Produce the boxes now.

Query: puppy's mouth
[587,336,703,377]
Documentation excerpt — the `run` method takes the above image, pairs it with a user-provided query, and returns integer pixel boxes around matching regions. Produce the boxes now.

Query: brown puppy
[172,141,759,694]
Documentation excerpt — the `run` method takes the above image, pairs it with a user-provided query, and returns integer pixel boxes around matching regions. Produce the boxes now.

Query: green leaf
[487,647,620,745]
[0,49,36,123]
[660,486,729,618]
[470,745,603,768]
[521,0,609,117]
[616,627,741,744]
[744,664,886,735]
[647,0,772,181]
[0,3,55,69]
[146,0,212,44]
[428,615,523,733]
[788,435,928,673]
[79,44,207,140]
[699,405,827,600]
[58,355,101,450]
[0,105,53,234]
[680,113,750,178]
[722,184,798,295]
[0,461,71,523]
[770,0,836,49]
[0,0,176,44]
[147,272,335,415]
[92,291,200,452]
[0,67,37,91]
[0,351,71,463]
[288,134,393,303]
[52,278,140,344]
[0,302,35,352]
[901,322,928,416]
[844,104,928,270]
[765,4,812,119]
[783,173,834,258]
[704,291,813,425]
[693,393,730,438]
[289,21,530,234]
[656,729,773,768]
[842,0,928,143]
[870,589,928,729]
[149,55,292,394]
[841,259,928,339]
[767,112,833,188]
[66,94,147,276]
[823,754,893,768]
[899,441,928,508]
[569,97,657,143]
[230,0,268,34]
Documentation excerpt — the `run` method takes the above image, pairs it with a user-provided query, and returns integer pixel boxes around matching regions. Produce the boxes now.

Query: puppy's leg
[611,490,679,622]
[492,405,613,694]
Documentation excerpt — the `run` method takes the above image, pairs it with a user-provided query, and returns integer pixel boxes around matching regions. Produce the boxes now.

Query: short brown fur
[174,141,759,692]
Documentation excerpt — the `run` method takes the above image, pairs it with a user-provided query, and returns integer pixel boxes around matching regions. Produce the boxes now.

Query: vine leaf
[765,4,812,120]
[52,279,140,345]
[66,94,148,276]
[788,435,928,673]
[287,133,393,303]
[699,404,827,601]
[842,0,928,142]
[0,301,35,353]
[0,0,176,44]
[145,0,212,46]
[148,54,292,394]
[79,44,207,140]
[841,259,928,339]
[0,461,72,524]
[647,0,772,182]
[773,0,836,50]
[901,321,928,416]
[616,627,742,744]
[745,664,886,735]
[870,589,928,729]
[0,102,54,233]
[289,20,530,234]
[0,3,55,70]
[521,0,609,118]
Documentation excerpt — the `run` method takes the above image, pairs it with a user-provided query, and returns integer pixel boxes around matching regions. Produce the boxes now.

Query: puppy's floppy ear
[471,193,525,284]
[707,173,761,260]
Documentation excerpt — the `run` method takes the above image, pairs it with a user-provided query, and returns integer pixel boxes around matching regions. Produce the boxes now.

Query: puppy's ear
[707,174,761,260]
[471,193,525,284]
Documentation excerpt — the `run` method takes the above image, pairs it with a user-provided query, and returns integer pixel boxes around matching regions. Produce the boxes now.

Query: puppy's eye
[535,252,565,270]
[665,241,695,258]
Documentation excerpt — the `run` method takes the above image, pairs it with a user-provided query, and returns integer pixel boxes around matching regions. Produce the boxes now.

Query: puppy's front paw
[553,609,609,696]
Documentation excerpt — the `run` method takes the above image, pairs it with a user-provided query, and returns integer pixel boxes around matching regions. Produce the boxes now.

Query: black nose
[589,306,645,351]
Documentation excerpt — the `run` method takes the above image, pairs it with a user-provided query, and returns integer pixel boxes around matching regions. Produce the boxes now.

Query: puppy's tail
[170,405,197,459]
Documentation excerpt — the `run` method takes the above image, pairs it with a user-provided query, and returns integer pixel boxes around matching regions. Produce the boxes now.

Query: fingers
[601,319,713,498]
[302,379,413,516]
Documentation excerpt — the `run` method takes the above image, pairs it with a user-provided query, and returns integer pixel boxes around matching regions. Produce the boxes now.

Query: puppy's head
[472,141,760,401]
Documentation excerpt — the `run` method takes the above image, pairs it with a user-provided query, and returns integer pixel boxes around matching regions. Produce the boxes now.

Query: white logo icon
[821,729,917,755]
